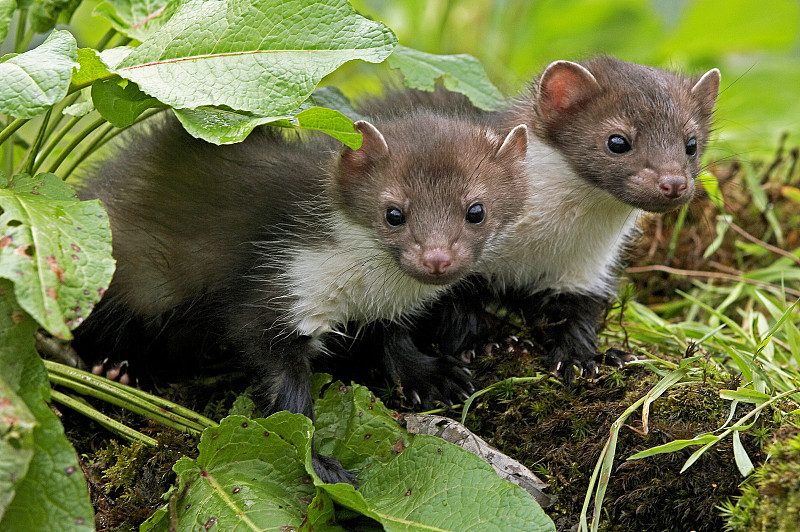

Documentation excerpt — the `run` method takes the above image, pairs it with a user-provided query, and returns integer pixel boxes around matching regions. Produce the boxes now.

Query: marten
[72,110,529,483]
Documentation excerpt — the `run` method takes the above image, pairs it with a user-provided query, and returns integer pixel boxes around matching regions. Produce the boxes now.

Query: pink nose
[658,175,687,198]
[422,250,452,274]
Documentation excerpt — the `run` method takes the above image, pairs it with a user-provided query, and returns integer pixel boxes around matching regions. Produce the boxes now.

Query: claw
[410,390,422,405]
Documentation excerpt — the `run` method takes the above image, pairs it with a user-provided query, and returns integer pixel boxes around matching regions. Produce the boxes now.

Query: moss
[723,426,800,532]
[651,381,724,424]
[96,440,147,501]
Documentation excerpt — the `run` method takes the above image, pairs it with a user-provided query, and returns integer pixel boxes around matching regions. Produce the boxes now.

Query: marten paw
[598,347,637,368]
[550,348,600,382]
[402,356,475,409]
[91,358,132,385]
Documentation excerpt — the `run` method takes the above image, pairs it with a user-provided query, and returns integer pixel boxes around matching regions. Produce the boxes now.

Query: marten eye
[606,135,631,154]
[685,137,697,156]
[466,203,486,224]
[385,207,405,227]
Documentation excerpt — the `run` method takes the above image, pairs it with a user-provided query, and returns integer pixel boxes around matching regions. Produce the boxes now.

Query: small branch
[728,221,800,267]
[625,264,800,298]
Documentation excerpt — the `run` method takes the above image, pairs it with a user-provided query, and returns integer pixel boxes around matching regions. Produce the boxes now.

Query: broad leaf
[387,45,505,110]
[0,30,78,119]
[0,0,14,44]
[91,79,162,128]
[141,413,339,532]
[115,0,397,116]
[173,106,361,147]
[70,48,116,91]
[0,281,93,530]
[0,173,115,339]
[93,0,177,41]
[144,382,554,531]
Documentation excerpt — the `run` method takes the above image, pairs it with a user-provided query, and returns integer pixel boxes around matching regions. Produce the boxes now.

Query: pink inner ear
[340,146,370,177]
[539,63,600,119]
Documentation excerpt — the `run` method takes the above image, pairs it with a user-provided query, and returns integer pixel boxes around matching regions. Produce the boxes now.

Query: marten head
[333,112,528,286]
[524,56,720,212]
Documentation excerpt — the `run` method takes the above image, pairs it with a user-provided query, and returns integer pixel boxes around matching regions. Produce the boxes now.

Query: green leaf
[142,414,330,532]
[70,48,115,91]
[146,382,554,531]
[115,0,397,116]
[387,45,505,111]
[352,435,555,531]
[627,434,719,460]
[174,106,361,148]
[27,0,82,33]
[0,173,115,339]
[0,280,93,531]
[720,388,772,405]
[732,430,754,477]
[0,338,36,522]
[0,0,15,45]
[699,172,725,211]
[0,30,78,119]
[91,79,162,128]
[93,0,177,41]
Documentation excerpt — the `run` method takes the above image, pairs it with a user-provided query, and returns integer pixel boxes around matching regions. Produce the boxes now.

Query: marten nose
[422,249,452,274]
[657,175,687,199]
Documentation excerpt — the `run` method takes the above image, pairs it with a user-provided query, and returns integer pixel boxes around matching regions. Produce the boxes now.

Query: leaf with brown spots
[0,173,114,339]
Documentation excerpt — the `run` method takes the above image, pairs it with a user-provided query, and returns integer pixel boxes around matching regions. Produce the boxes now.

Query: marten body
[74,110,528,482]
[350,57,721,388]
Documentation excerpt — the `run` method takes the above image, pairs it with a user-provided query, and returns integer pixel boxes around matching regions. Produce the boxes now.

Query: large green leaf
[69,48,116,91]
[0,0,15,45]
[143,382,554,531]
[0,173,115,339]
[91,79,162,128]
[173,106,362,147]
[141,413,345,532]
[388,45,505,110]
[114,0,397,116]
[0,30,78,119]
[0,280,93,531]
[93,0,177,41]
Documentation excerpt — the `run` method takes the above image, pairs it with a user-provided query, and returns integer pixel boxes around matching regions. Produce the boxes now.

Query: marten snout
[422,249,453,275]
[657,174,688,199]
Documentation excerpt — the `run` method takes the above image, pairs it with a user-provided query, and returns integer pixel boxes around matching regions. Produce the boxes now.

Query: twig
[728,221,800,267]
[625,264,800,298]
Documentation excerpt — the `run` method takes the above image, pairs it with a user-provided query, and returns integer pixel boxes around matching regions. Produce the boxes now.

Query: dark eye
[466,203,486,224]
[606,135,631,154]
[385,207,405,227]
[685,137,697,156]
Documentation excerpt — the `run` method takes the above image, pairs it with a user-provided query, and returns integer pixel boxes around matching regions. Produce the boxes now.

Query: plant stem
[50,389,159,447]
[95,27,119,52]
[19,107,52,175]
[14,9,28,52]
[47,116,107,176]
[0,118,28,147]
[45,360,218,430]
[33,115,81,174]
[60,122,116,180]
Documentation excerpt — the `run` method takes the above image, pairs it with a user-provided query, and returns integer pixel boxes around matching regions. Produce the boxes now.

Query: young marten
[346,56,721,396]
[72,110,528,483]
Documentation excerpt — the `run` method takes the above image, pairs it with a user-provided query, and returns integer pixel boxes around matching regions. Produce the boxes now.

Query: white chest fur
[481,139,640,296]
[281,215,445,337]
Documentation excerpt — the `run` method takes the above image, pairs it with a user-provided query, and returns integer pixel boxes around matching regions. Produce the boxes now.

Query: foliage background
[338,0,800,157]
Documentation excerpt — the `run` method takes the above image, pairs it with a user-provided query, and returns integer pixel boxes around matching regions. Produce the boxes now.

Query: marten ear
[339,120,389,177]
[691,68,721,116]
[495,124,528,161]
[537,60,601,120]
